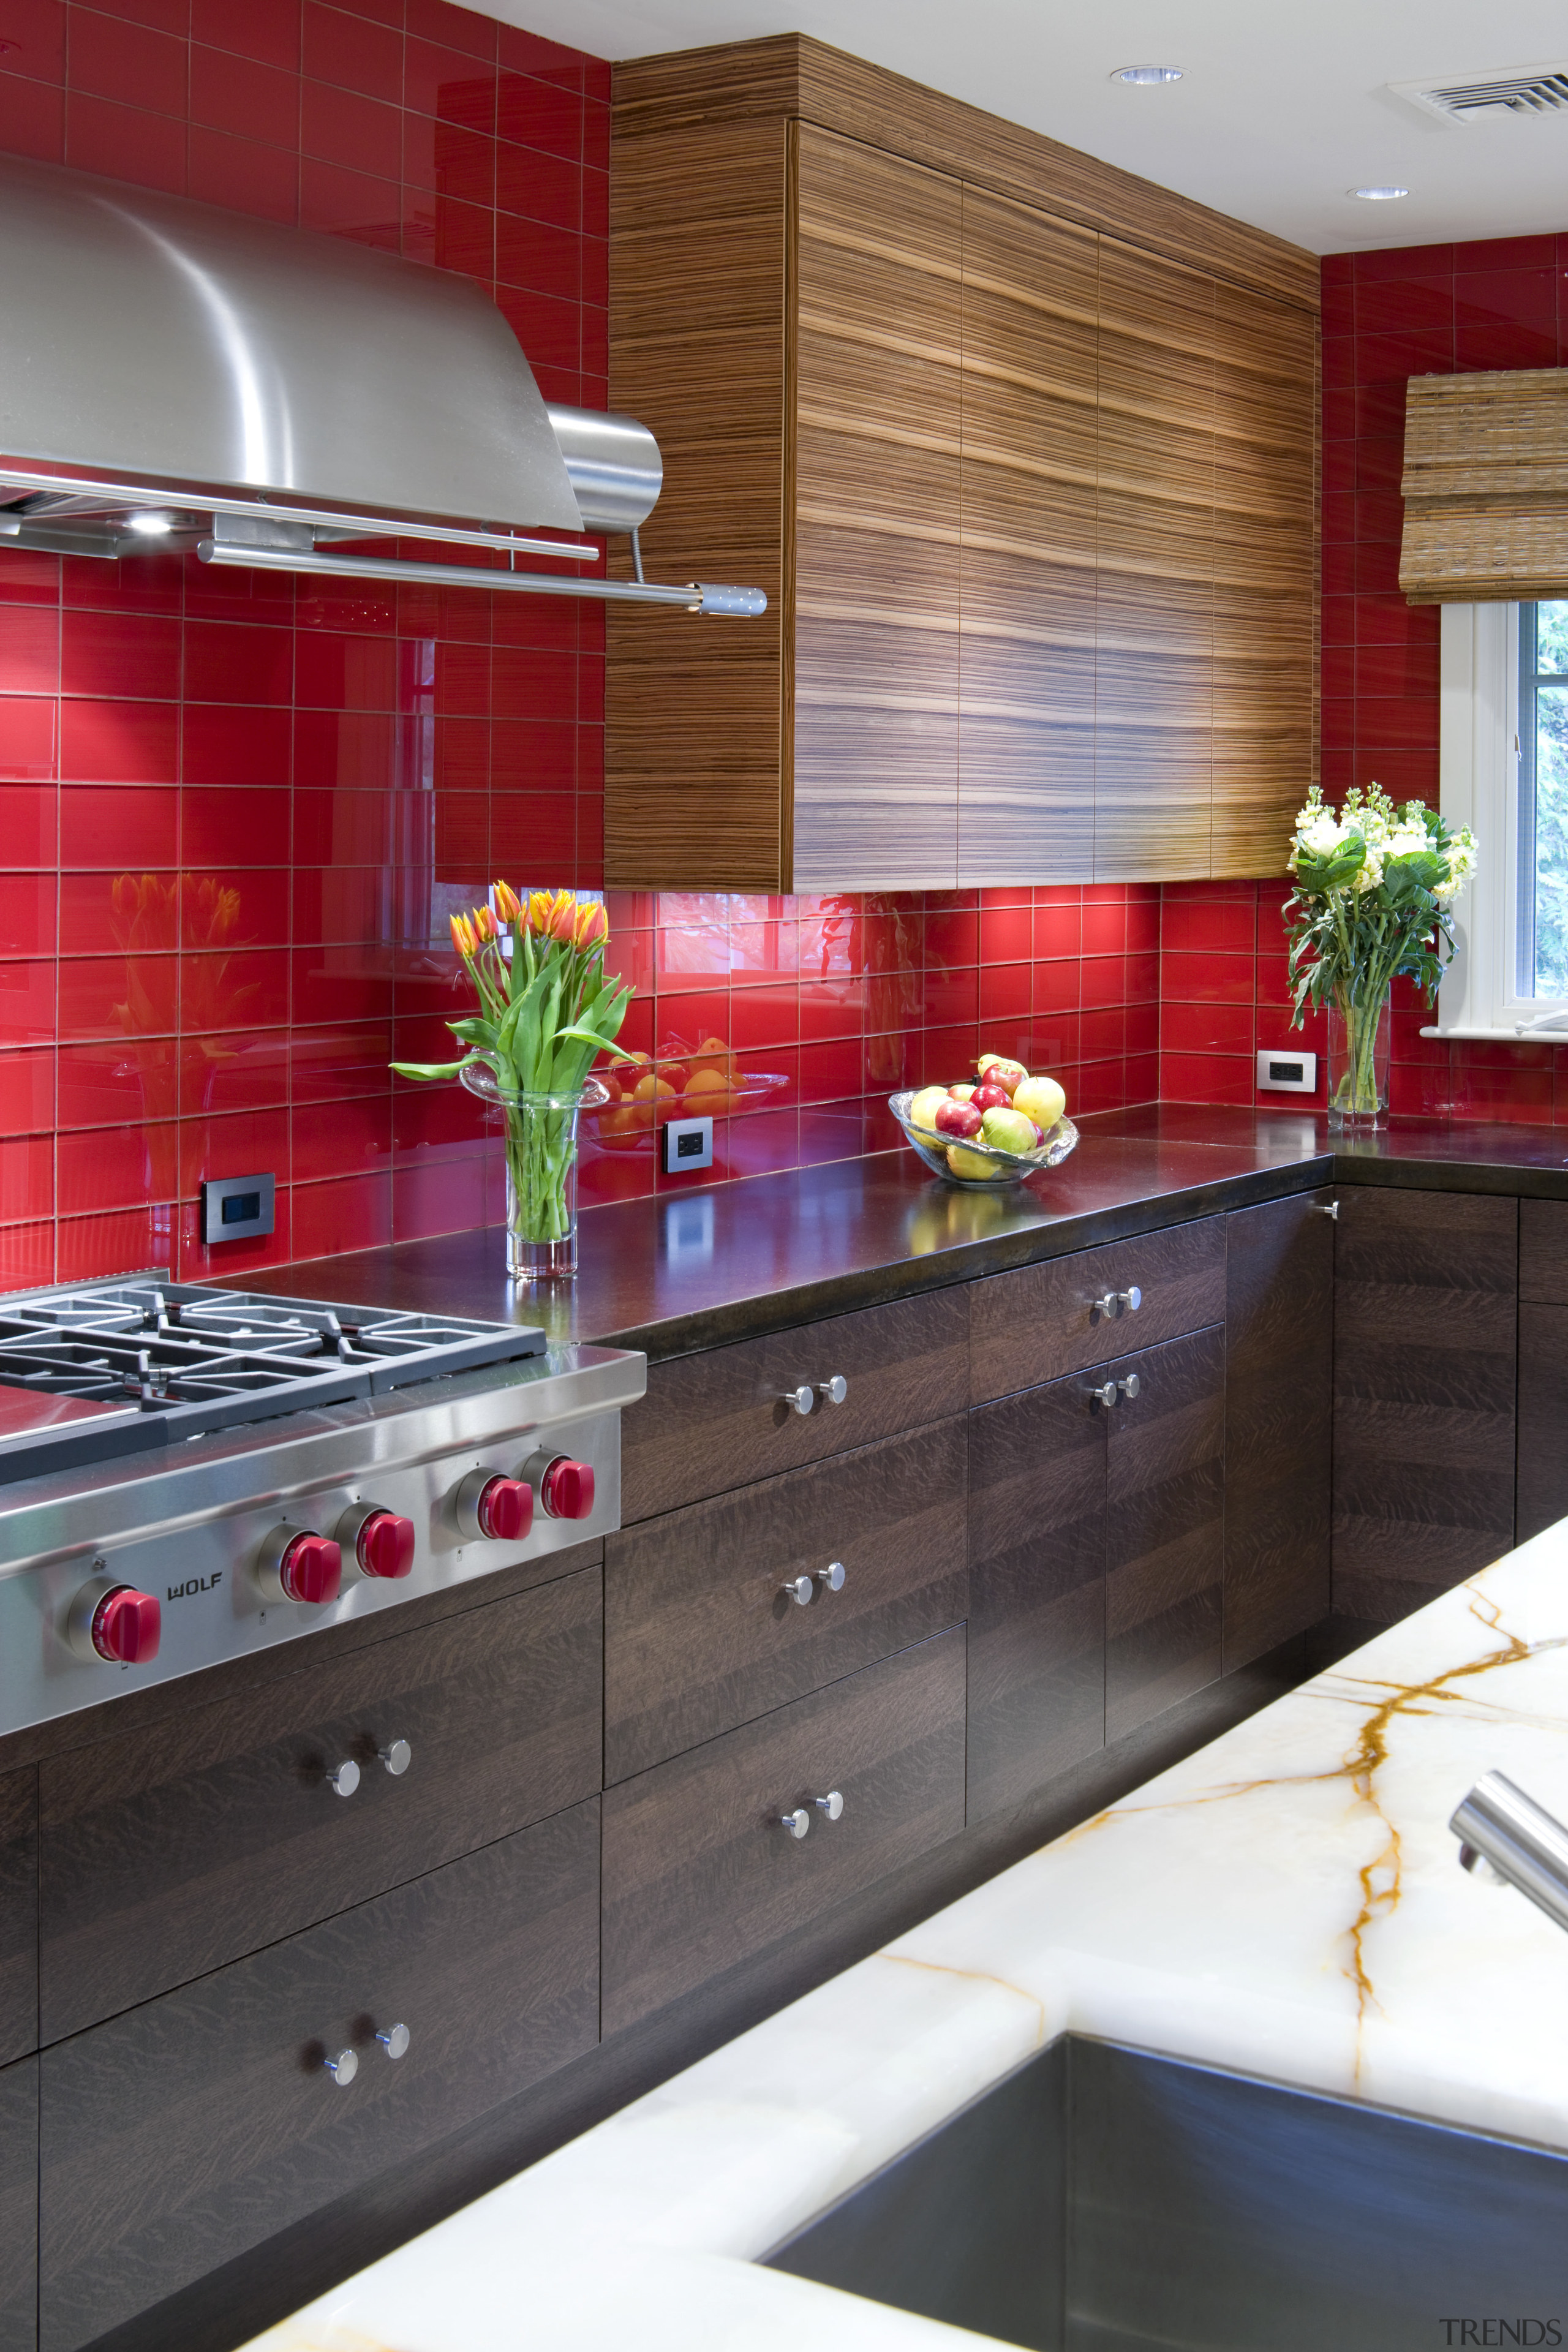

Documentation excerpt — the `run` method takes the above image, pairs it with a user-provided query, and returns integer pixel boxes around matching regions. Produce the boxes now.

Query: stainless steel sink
[766,2037,1568,2349]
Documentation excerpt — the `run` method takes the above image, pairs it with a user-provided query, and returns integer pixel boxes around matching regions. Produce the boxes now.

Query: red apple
[971,1082,1011,1112]
[933,1096,984,1139]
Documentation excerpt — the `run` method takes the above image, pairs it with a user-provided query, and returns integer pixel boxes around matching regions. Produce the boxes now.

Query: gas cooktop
[0,1274,546,1480]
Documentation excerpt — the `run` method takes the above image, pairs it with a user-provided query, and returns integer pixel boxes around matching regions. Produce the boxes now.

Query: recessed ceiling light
[1351,186,1409,200]
[1112,64,1182,85]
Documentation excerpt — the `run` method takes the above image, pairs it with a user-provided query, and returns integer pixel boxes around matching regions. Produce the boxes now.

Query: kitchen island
[241,1522,1568,2351]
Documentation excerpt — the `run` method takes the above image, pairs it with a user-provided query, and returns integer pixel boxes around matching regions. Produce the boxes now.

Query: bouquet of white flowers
[1286,783,1477,1123]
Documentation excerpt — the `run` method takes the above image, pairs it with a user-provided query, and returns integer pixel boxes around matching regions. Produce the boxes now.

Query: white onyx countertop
[244,1531,1568,2352]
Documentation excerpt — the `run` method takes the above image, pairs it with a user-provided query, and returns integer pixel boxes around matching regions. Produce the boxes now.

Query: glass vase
[1327,988,1390,1130]
[461,1068,608,1281]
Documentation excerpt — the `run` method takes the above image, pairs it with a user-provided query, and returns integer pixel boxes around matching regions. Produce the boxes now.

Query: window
[1434,602,1568,1038]
[1518,601,1568,1001]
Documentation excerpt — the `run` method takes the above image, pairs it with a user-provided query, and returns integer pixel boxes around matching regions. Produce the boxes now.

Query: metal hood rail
[0,153,764,620]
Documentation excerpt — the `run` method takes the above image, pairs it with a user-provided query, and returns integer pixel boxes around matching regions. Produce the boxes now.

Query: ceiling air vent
[1390,64,1568,123]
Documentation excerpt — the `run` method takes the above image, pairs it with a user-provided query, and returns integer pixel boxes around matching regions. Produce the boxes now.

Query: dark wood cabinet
[1105,1325,1226,1740]
[601,1630,966,2035]
[0,1770,37,2066]
[621,1286,970,1523]
[1332,1188,1518,1622]
[38,1567,603,2043]
[968,1371,1107,1823]
[606,1420,967,1781]
[38,1799,600,2352]
[1517,1203,1568,1544]
[968,1215,1226,1404]
[1223,1189,1335,1668]
[0,2056,36,2352]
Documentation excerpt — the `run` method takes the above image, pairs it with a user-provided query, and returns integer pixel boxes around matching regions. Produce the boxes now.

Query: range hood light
[126,511,173,535]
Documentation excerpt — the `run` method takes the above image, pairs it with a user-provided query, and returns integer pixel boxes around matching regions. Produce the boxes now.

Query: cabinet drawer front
[606,1420,967,1781]
[620,1287,969,1521]
[968,1217,1225,1403]
[967,1376,1107,1826]
[39,1800,599,2352]
[601,1629,966,2036]
[0,1769,36,2067]
[1105,1325,1226,1743]
[0,2056,36,2352]
[39,1567,601,2043]
[1520,1199,1568,1303]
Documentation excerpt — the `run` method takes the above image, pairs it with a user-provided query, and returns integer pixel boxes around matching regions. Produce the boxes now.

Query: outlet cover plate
[200,1170,276,1243]
[1256,1048,1317,1095]
[663,1116,714,1174]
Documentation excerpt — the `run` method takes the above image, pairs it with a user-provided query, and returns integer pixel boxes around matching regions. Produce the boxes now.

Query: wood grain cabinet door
[967,1373,1106,1825]
[1332,1188,1518,1623]
[0,2055,37,2352]
[606,1419,967,1780]
[601,1630,966,2036]
[1223,1189,1335,1668]
[620,1286,969,1521]
[1518,1201,1568,1544]
[968,1215,1226,1403]
[0,1769,37,2066]
[38,1567,601,2042]
[38,1800,600,2352]
[1104,1325,1226,1742]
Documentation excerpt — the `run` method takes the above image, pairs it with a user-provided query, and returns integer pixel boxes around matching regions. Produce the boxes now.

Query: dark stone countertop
[237,1106,1568,1362]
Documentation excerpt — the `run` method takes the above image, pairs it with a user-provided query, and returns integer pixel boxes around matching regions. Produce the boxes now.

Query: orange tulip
[527,888,577,943]
[572,899,609,952]
[450,911,477,959]
[493,879,523,924]
[472,903,498,943]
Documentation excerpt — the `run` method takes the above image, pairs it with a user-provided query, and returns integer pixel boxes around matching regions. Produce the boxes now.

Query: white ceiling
[487,0,1568,255]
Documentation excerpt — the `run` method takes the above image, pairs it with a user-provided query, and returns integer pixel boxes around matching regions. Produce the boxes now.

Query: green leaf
[390,1060,466,1080]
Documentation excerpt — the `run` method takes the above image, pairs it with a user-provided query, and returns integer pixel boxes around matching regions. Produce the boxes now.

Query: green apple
[981,1105,1039,1155]
[1012,1074,1066,1132]
[908,1084,949,1133]
[948,1082,978,1101]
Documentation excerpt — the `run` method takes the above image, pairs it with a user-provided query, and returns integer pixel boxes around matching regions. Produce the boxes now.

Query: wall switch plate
[1256,1049,1317,1095]
[200,1171,276,1243]
[663,1116,714,1174]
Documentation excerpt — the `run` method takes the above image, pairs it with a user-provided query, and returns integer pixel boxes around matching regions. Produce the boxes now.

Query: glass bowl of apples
[890,1058,1079,1189]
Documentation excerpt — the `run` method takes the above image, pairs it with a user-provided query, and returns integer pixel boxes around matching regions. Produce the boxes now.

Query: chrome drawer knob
[1088,1373,1141,1410]
[777,1806,810,1838]
[325,1758,360,1798]
[781,1574,816,1607]
[1316,1200,1340,1220]
[780,1384,815,1416]
[1121,1373,1141,1400]
[817,1375,848,1405]
[1093,1286,1142,1320]
[376,2022,411,2060]
[379,1738,412,1777]
[813,1789,845,1822]
[322,2046,358,2086]
[817,1561,846,1595]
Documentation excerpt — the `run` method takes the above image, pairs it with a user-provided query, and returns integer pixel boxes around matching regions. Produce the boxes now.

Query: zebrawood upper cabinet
[607,34,1318,891]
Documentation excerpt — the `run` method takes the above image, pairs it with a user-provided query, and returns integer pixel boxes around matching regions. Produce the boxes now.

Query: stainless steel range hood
[0,153,763,619]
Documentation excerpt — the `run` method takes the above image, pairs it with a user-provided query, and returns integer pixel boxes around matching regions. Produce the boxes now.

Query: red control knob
[355,1510,416,1581]
[279,1533,342,1606]
[540,1457,595,1521]
[477,1476,532,1543]
[91,1585,161,1664]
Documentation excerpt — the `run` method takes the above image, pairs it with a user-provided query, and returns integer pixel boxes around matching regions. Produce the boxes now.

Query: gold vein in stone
[879,1952,1049,2046]
[1055,1585,1568,2065]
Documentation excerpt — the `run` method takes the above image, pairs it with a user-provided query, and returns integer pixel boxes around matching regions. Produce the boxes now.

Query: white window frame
[1430,601,1568,1040]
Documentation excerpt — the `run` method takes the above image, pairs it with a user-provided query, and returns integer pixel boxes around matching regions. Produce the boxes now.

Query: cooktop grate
[0,1278,546,1445]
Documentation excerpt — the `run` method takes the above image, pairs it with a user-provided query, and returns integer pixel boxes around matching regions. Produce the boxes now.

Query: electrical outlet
[1256,1049,1317,1095]
[200,1171,276,1243]
[663,1115,714,1174]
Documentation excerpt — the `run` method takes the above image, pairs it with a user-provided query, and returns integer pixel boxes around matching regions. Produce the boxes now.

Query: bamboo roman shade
[1401,368,1568,603]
